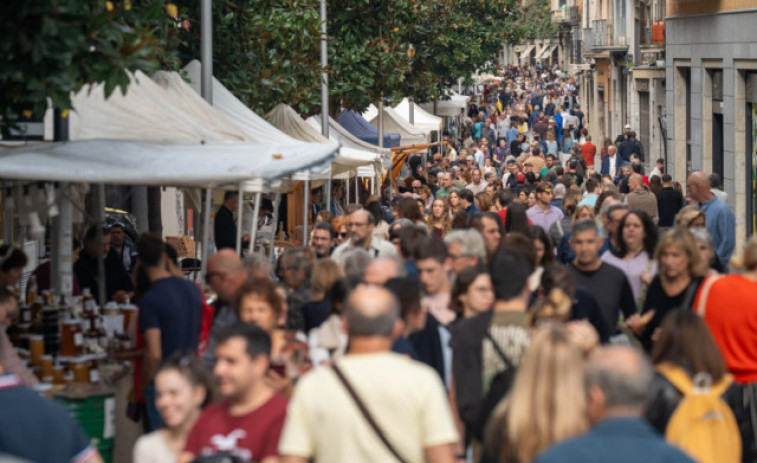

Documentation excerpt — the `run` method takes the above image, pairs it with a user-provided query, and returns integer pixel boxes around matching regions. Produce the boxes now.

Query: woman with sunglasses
[331,216,349,247]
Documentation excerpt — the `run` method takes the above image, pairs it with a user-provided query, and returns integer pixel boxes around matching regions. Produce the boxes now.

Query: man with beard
[332,209,397,266]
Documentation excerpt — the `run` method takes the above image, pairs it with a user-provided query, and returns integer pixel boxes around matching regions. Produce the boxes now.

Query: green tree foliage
[0,0,182,136]
[509,0,557,41]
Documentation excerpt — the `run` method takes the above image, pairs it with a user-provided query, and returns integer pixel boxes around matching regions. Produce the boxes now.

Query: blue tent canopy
[337,110,401,148]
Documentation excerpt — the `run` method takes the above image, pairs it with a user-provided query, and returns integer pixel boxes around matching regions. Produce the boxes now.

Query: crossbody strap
[332,364,409,463]
[485,331,515,371]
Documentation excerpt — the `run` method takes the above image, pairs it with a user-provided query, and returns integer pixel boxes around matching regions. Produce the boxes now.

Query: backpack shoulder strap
[709,373,735,397]
[695,274,723,317]
[657,362,694,395]
[332,363,409,463]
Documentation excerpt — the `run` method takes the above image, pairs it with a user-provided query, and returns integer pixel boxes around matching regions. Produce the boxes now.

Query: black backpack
[474,331,518,441]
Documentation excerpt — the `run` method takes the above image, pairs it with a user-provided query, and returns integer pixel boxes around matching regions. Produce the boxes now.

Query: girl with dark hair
[527,225,554,292]
[504,202,530,234]
[601,210,658,307]
[0,245,27,288]
[450,265,494,319]
[365,200,389,240]
[133,351,214,463]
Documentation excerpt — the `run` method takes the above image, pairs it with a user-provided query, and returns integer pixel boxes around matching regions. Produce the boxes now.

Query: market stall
[337,110,401,148]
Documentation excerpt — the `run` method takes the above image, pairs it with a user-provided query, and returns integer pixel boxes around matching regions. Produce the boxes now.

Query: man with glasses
[444,230,486,278]
[332,209,397,267]
[526,182,564,232]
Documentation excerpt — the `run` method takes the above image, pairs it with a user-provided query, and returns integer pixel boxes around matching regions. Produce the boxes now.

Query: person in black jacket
[73,225,134,303]
[214,191,249,251]
[645,310,754,461]
[656,174,684,228]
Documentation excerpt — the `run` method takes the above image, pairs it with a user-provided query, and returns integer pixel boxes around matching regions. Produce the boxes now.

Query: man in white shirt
[466,168,487,195]
[279,285,459,463]
[472,142,485,169]
[332,210,397,266]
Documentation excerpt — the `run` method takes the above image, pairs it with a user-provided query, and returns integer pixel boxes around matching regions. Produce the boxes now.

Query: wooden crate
[165,235,195,258]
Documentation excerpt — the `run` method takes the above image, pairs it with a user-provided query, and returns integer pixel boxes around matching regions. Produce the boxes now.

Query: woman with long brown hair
[427,198,452,238]
[448,190,464,217]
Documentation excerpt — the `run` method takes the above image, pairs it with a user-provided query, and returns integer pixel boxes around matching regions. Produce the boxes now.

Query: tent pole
[270,192,281,264]
[345,178,350,204]
[378,100,384,149]
[55,183,73,297]
[200,0,213,103]
[200,187,212,282]
[320,0,329,139]
[409,97,415,125]
[302,180,310,246]
[1,185,11,244]
[354,174,358,204]
[235,184,244,255]
[248,192,261,255]
[96,183,106,307]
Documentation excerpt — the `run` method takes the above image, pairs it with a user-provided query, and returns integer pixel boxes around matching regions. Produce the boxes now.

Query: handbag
[332,364,409,463]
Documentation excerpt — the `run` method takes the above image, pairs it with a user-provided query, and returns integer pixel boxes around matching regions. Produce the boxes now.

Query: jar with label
[81,288,96,317]
[96,318,109,350]
[19,304,32,324]
[40,355,54,378]
[62,368,75,384]
[70,358,89,383]
[52,365,65,384]
[29,335,44,366]
[61,319,84,357]
[88,357,101,384]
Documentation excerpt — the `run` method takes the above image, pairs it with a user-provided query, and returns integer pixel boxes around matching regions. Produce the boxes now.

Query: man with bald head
[535,345,695,463]
[687,171,735,266]
[331,209,397,267]
[279,285,458,463]
[203,249,249,366]
[363,256,407,285]
[624,173,658,222]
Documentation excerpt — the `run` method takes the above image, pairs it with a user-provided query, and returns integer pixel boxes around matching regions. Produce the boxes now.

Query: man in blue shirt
[138,233,203,430]
[687,172,735,266]
[459,189,480,217]
[535,346,695,463]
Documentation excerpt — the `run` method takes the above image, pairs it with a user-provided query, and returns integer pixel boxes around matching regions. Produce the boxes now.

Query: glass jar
[29,335,44,366]
[61,319,84,357]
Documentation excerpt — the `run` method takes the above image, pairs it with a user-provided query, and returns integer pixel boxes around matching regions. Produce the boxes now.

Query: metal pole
[378,100,384,149]
[248,192,262,254]
[200,0,213,103]
[200,187,212,281]
[1,186,11,245]
[235,185,244,254]
[345,178,350,204]
[56,184,73,297]
[320,0,329,139]
[409,97,415,125]
[354,174,358,203]
[269,192,281,263]
[302,180,310,246]
[96,183,106,306]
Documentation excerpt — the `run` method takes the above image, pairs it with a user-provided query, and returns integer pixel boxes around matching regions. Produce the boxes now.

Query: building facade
[665,0,757,245]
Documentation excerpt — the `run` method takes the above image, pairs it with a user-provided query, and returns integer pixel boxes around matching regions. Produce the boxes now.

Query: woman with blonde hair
[476,191,494,213]
[674,205,706,228]
[482,323,589,463]
[427,198,451,238]
[627,227,703,350]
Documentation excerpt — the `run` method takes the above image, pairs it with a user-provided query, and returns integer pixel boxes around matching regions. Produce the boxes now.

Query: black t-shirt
[0,378,93,463]
[569,262,636,331]
[640,276,702,350]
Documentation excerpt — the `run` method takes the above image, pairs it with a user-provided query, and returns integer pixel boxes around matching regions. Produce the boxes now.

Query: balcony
[640,19,665,49]
[583,20,629,55]
[551,4,579,25]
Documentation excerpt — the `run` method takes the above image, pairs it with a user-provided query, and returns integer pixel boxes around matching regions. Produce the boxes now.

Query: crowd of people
[0,63,753,463]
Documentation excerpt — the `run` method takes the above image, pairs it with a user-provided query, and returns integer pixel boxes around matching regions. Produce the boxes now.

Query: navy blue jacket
[535,417,696,463]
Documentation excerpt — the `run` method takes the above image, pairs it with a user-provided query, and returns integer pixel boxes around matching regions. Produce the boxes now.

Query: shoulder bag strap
[484,331,515,371]
[332,364,409,463]
[656,362,694,395]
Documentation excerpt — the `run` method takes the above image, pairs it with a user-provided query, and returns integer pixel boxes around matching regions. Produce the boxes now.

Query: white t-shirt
[133,431,176,463]
[279,352,458,463]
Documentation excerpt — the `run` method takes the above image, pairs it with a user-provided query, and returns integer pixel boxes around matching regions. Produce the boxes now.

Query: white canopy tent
[304,116,382,179]
[393,98,443,135]
[0,139,336,188]
[420,92,470,117]
[367,106,427,147]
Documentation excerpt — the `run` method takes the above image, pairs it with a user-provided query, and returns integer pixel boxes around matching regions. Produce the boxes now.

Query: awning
[534,43,550,61]
[519,44,536,62]
[544,44,559,60]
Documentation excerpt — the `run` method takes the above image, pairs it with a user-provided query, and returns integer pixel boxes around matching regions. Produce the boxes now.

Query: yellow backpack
[657,362,742,463]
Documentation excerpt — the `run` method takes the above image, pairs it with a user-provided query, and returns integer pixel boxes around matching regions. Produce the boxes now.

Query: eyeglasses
[349,222,368,228]
[338,232,348,238]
